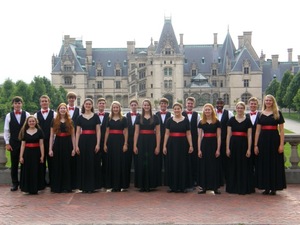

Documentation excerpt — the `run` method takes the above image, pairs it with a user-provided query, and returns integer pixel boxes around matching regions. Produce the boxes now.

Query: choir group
[4,93,286,195]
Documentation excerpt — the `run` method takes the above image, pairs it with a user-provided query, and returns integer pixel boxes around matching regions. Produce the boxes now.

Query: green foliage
[265,78,280,97]
[277,71,292,108]
[293,89,300,113]
[0,76,68,116]
[283,72,300,110]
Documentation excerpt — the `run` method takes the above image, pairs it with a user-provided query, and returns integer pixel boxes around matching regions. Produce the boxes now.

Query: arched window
[241,93,252,103]
[223,94,229,105]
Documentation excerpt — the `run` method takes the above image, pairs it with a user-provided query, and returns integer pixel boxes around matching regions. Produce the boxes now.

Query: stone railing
[0,134,300,183]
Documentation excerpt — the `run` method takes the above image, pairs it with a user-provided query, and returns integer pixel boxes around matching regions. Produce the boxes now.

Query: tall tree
[265,78,280,97]
[293,89,300,118]
[276,71,292,108]
[283,72,300,110]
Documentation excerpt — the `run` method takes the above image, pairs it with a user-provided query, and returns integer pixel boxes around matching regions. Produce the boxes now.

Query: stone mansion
[51,18,300,109]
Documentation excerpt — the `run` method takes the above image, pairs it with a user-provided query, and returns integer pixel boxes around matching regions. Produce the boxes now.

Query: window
[64,77,72,84]
[164,68,172,76]
[64,65,72,72]
[241,93,252,103]
[150,61,153,65]
[218,57,221,64]
[212,69,217,76]
[116,69,121,76]
[164,80,172,89]
[139,63,145,68]
[165,48,171,55]
[150,71,153,75]
[139,82,146,91]
[139,71,145,79]
[223,94,229,105]
[97,70,102,76]
[131,63,136,70]
[97,81,102,89]
[151,93,153,98]
[220,80,223,88]
[192,69,196,76]
[107,60,111,67]
[164,61,166,64]
[77,97,81,106]
[151,84,153,88]
[184,80,187,87]
[123,60,127,67]
[244,67,249,74]
[131,85,136,93]
[212,80,217,87]
[201,57,205,64]
[244,79,249,87]
[116,81,121,89]
[170,61,172,64]
[184,58,188,64]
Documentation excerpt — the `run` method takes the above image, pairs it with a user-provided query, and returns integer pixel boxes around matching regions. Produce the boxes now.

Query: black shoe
[270,190,276,195]
[198,190,206,194]
[262,190,270,195]
[10,185,18,192]
[214,190,221,195]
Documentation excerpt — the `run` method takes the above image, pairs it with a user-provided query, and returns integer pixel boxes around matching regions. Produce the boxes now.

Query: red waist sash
[232,132,247,137]
[81,130,96,134]
[56,132,71,137]
[261,125,277,130]
[25,143,40,148]
[169,132,186,137]
[109,129,123,134]
[203,133,217,137]
[140,130,155,134]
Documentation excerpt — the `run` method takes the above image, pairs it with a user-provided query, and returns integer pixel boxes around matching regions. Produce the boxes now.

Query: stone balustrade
[0,134,300,183]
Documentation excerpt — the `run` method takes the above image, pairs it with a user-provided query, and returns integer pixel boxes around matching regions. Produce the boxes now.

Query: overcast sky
[1,0,298,84]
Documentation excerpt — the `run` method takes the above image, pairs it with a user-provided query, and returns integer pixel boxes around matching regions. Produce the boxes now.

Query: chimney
[243,31,252,44]
[86,41,92,65]
[179,34,183,46]
[127,41,135,54]
[288,48,293,62]
[238,35,244,49]
[214,33,218,48]
[271,55,279,70]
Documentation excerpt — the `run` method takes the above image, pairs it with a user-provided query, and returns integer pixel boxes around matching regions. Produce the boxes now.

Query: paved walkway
[0,184,299,225]
[284,118,300,134]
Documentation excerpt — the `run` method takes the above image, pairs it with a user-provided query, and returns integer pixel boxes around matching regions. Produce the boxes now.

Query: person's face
[216,101,224,111]
[173,105,182,116]
[160,102,168,111]
[249,100,258,112]
[84,100,93,111]
[59,105,67,115]
[98,101,106,111]
[130,102,138,112]
[112,104,120,114]
[68,96,76,105]
[28,117,37,128]
[40,98,50,109]
[264,97,273,108]
[143,101,151,112]
[236,104,245,115]
[13,101,22,111]
[204,106,212,117]
[186,100,194,111]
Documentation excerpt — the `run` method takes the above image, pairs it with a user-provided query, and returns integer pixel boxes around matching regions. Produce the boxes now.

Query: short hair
[97,97,106,103]
[129,99,138,105]
[236,101,246,109]
[172,102,183,109]
[216,98,224,104]
[159,97,169,104]
[12,96,23,103]
[248,97,258,104]
[40,95,50,102]
[186,96,195,103]
[66,92,77,99]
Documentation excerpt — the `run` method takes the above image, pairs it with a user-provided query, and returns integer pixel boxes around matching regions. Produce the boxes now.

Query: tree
[283,72,300,110]
[277,71,292,108]
[293,89,300,118]
[265,78,280,97]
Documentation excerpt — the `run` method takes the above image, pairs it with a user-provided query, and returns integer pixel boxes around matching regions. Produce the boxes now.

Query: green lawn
[282,112,300,122]
[0,118,4,133]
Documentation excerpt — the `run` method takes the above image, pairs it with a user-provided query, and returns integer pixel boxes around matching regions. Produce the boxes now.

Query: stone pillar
[0,135,8,168]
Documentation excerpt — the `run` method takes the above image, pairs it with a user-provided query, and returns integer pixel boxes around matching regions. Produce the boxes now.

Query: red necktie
[250,112,256,116]
[98,112,105,116]
[15,111,21,115]
[42,109,48,114]
[131,112,137,116]
[160,111,167,115]
[69,107,75,110]
[186,111,192,115]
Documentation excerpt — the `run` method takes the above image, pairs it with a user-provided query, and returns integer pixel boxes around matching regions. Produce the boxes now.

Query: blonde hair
[172,102,183,110]
[109,101,124,120]
[262,95,280,120]
[201,103,218,124]
[18,115,41,140]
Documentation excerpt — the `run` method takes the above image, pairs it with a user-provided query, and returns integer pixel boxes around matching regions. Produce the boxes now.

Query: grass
[282,112,300,122]
[0,118,3,133]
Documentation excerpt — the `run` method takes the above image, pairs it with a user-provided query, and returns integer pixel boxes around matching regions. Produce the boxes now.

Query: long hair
[18,115,41,140]
[262,94,280,120]
[109,101,123,120]
[81,98,94,113]
[52,103,74,135]
[201,103,217,124]
[140,99,153,124]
